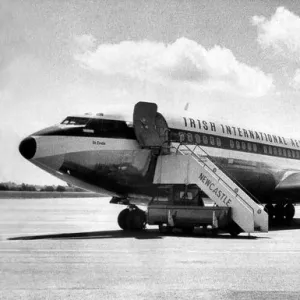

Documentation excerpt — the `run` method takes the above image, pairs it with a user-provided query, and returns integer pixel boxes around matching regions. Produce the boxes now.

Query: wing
[275,171,300,191]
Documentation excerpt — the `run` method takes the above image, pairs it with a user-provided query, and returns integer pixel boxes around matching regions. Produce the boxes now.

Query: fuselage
[19,110,300,204]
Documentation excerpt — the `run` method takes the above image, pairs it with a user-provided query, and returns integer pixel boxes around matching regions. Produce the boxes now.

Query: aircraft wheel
[228,222,242,237]
[181,226,194,234]
[264,203,274,221]
[117,208,130,230]
[274,203,285,223]
[211,228,219,236]
[128,209,146,231]
[284,203,295,223]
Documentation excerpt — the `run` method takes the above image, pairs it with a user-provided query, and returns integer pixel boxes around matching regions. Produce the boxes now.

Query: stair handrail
[157,141,263,208]
[180,147,254,216]
[176,143,263,215]
[176,143,263,204]
[159,140,178,155]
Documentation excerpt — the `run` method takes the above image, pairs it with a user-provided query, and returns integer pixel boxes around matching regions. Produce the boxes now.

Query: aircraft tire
[181,226,194,234]
[211,228,219,236]
[284,203,295,223]
[117,208,130,230]
[274,204,285,223]
[128,209,146,231]
[264,203,274,221]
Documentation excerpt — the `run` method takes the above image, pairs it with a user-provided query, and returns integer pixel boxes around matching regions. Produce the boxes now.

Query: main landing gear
[117,205,146,231]
[264,202,295,224]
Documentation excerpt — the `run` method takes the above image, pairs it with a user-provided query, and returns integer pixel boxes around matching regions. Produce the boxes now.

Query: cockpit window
[83,118,134,138]
[61,117,89,125]
[86,119,127,133]
[56,117,135,139]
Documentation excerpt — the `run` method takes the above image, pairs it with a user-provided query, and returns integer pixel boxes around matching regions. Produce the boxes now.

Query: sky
[1,0,300,184]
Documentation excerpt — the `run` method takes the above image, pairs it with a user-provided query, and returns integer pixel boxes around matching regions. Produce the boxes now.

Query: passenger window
[268,146,272,155]
[283,149,287,157]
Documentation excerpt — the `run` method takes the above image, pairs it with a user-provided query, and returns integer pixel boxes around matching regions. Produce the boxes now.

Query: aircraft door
[155,113,169,147]
[133,102,169,149]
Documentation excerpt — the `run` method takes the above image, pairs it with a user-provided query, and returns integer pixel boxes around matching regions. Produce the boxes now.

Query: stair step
[154,150,268,233]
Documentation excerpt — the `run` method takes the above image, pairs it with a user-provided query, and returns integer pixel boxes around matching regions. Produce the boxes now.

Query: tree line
[0,182,84,192]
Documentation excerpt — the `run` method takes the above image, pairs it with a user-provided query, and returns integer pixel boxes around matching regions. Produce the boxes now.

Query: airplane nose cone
[19,137,37,160]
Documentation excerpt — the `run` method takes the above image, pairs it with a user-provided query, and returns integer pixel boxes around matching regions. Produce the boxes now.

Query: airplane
[19,101,298,232]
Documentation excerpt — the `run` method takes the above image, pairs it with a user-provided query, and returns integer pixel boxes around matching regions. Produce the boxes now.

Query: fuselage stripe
[169,128,300,161]
[37,125,300,161]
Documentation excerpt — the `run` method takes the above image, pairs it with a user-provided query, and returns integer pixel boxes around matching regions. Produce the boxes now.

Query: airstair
[133,101,268,234]
[154,144,268,233]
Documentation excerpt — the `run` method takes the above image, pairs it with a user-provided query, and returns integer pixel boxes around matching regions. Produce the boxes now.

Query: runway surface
[1,198,300,300]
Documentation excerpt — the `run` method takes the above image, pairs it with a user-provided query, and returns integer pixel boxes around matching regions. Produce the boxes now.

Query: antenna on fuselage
[184,102,189,111]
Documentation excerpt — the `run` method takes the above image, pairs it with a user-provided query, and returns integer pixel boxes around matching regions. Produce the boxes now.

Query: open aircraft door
[133,102,169,151]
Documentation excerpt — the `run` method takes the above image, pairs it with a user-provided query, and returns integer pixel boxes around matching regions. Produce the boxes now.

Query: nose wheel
[117,206,146,231]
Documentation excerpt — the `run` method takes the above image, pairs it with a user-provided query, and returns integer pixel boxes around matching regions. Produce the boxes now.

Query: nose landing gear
[117,205,146,231]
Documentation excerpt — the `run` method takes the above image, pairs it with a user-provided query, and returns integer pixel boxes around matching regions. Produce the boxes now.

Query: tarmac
[0,197,300,300]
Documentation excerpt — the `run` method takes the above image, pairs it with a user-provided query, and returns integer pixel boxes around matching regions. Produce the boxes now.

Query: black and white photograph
[1,1,300,299]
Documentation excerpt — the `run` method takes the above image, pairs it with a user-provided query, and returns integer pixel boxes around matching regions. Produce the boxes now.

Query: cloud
[290,69,300,90]
[73,34,96,52]
[252,7,300,62]
[74,36,273,97]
